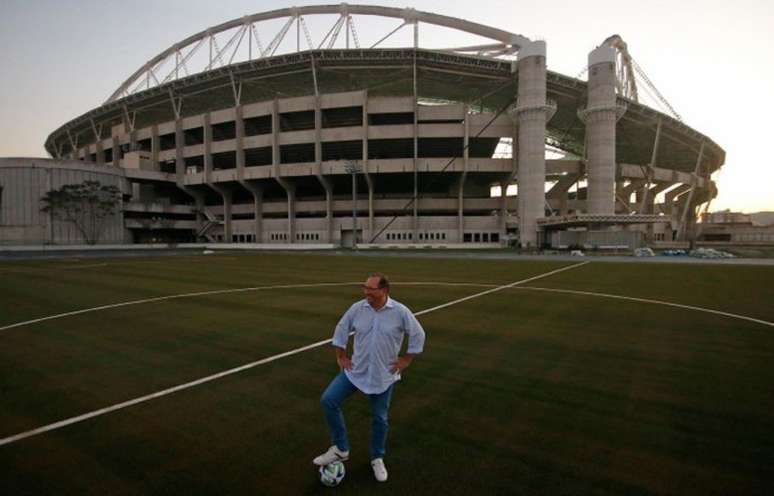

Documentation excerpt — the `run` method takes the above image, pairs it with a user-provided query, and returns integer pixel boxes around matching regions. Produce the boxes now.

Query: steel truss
[106,4,531,104]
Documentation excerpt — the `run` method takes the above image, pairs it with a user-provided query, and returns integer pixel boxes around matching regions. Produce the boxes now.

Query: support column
[513,41,553,249]
[175,119,184,180]
[678,141,706,241]
[235,105,245,172]
[204,113,213,182]
[458,107,470,243]
[285,184,296,243]
[151,124,159,168]
[221,188,233,243]
[111,137,120,166]
[95,141,105,166]
[499,180,509,234]
[313,95,333,243]
[580,45,625,215]
[457,173,467,243]
[363,91,374,242]
[412,94,419,240]
[315,173,333,243]
[272,97,295,243]
[239,181,263,243]
[364,173,374,242]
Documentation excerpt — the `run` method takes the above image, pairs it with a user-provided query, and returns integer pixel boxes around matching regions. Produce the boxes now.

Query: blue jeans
[320,371,394,460]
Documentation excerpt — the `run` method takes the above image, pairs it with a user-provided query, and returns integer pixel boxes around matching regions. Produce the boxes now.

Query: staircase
[196,208,222,242]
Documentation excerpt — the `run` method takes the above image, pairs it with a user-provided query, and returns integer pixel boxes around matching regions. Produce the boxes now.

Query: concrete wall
[0,158,129,245]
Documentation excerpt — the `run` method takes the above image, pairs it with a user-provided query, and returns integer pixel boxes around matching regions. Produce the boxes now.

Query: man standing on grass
[313,272,426,482]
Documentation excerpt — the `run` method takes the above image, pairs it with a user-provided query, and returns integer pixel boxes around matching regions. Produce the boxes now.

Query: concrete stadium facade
[22,4,724,248]
[0,158,127,245]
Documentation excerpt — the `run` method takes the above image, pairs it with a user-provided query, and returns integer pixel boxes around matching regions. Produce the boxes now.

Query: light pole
[344,161,362,249]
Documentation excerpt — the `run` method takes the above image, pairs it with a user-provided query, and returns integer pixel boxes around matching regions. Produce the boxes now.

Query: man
[313,272,426,482]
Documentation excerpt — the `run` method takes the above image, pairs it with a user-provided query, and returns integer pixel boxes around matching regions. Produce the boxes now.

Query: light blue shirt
[332,297,426,395]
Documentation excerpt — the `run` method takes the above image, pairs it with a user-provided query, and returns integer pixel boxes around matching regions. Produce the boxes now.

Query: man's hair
[369,272,390,291]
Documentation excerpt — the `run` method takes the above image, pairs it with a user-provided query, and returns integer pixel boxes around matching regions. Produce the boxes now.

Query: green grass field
[1,253,773,495]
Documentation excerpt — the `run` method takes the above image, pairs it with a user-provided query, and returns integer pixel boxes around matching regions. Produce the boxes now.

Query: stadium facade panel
[0,159,128,245]
[28,5,723,248]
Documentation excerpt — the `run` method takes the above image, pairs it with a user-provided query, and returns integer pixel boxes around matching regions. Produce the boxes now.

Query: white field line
[511,286,774,328]
[0,262,588,447]
[0,282,360,333]
[412,262,590,316]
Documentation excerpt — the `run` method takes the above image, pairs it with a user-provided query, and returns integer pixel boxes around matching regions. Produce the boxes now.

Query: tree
[41,180,121,245]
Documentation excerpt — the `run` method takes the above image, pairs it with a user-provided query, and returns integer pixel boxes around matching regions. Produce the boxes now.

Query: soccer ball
[319,461,346,487]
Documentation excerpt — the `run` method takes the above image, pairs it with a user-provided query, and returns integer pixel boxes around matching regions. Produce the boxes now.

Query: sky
[1,0,772,213]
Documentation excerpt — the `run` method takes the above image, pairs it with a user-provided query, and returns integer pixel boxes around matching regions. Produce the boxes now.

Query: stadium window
[491,233,499,243]
[244,115,272,136]
[183,127,204,146]
[419,233,424,240]
[211,121,236,141]
[409,233,413,240]
[482,233,489,242]
[442,233,446,240]
[463,233,472,243]
[474,233,481,242]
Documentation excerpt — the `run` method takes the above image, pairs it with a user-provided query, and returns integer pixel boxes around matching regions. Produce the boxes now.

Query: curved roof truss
[106,3,531,103]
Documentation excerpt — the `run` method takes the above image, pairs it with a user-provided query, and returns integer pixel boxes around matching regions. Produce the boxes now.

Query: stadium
[2,4,724,248]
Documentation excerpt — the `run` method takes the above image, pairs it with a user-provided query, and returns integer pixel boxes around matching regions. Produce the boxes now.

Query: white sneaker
[313,445,349,466]
[371,458,388,482]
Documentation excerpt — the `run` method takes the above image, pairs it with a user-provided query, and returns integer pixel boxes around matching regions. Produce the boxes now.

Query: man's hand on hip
[337,355,353,370]
[389,355,413,374]
[335,347,352,370]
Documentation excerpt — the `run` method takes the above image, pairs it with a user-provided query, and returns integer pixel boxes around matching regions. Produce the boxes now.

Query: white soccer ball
[319,461,346,487]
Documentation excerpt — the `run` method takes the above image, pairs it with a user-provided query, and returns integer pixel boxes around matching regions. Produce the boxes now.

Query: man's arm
[389,306,426,374]
[335,346,352,370]
[331,304,356,370]
[389,353,414,374]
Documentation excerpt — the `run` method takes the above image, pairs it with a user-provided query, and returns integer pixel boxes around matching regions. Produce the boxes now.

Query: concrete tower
[515,41,549,248]
[582,46,620,215]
